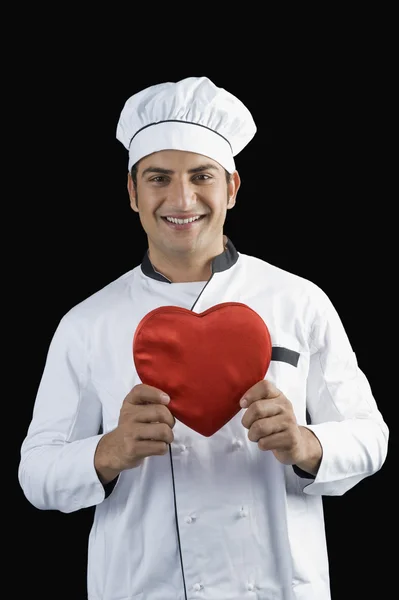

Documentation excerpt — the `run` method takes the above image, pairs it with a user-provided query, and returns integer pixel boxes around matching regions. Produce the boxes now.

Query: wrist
[295,426,323,476]
[94,433,122,484]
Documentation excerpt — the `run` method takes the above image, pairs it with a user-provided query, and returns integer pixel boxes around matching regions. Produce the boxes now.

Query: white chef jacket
[18,238,389,600]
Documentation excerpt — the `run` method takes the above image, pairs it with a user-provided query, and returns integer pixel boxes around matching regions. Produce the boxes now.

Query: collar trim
[141,237,239,283]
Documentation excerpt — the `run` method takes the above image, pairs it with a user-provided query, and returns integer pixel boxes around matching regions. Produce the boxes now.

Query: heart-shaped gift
[133,302,272,437]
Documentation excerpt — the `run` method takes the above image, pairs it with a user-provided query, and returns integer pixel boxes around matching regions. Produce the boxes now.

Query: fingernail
[161,394,170,403]
[240,397,248,408]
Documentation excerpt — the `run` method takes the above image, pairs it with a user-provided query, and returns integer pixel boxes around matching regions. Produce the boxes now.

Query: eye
[193,174,212,181]
[150,176,169,183]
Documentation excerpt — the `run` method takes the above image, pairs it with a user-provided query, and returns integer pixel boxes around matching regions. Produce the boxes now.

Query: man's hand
[94,384,175,484]
[240,380,322,476]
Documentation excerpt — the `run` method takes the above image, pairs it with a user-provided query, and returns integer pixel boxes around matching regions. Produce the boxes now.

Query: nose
[171,179,196,210]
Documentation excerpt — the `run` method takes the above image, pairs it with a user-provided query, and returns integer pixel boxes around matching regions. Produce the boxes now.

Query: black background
[9,9,396,600]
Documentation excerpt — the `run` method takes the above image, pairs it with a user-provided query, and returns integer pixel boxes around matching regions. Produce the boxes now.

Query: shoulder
[238,252,328,302]
[57,266,140,332]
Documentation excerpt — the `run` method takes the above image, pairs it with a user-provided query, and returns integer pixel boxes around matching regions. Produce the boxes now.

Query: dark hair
[130,161,232,188]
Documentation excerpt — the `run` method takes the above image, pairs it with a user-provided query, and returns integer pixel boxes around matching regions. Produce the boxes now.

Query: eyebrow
[141,164,220,178]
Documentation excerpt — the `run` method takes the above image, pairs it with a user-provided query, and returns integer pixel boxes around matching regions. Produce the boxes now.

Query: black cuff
[103,476,118,498]
[292,464,316,479]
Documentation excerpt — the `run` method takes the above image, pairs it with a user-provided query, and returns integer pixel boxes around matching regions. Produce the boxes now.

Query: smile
[165,216,202,224]
[161,215,206,230]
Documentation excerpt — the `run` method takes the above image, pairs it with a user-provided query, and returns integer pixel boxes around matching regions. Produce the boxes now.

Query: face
[127,150,240,264]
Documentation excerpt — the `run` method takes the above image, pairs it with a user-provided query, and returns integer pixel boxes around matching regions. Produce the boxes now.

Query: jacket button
[193,582,203,591]
[247,582,256,591]
[232,439,243,450]
[185,515,197,524]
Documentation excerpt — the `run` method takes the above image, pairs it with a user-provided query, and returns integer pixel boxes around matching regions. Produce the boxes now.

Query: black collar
[141,237,239,283]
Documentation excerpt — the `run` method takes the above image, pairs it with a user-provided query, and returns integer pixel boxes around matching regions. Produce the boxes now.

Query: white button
[193,582,203,591]
[179,444,187,452]
[185,514,197,524]
[232,439,243,449]
[239,507,248,518]
[247,582,256,591]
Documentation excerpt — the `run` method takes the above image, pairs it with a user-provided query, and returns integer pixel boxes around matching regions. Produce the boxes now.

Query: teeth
[165,216,201,224]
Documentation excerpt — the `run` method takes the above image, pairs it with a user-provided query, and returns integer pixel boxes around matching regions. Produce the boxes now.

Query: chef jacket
[18,238,389,600]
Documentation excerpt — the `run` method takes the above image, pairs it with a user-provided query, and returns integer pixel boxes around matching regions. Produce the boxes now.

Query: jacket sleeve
[299,286,389,496]
[18,311,109,513]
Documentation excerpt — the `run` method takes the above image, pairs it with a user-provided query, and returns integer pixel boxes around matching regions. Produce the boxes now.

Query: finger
[257,431,293,452]
[125,383,170,406]
[247,416,285,442]
[135,404,176,429]
[136,423,175,444]
[241,400,282,429]
[134,440,171,458]
[240,380,280,408]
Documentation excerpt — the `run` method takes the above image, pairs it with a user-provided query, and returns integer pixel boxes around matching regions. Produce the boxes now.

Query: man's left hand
[240,380,322,475]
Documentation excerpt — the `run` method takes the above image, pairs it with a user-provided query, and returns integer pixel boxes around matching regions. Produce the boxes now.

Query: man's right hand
[94,384,175,484]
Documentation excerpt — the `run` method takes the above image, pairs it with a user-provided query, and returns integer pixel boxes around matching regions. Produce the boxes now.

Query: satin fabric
[133,302,272,437]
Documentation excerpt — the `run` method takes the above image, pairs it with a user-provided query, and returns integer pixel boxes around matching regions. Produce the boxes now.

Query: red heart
[133,302,272,437]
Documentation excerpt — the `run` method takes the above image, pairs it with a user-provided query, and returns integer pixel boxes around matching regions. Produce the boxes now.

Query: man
[18,76,389,600]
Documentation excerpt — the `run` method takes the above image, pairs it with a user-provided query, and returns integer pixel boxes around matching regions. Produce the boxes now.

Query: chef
[18,76,389,600]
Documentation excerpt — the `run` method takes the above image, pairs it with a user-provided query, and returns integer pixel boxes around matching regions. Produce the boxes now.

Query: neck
[148,236,227,283]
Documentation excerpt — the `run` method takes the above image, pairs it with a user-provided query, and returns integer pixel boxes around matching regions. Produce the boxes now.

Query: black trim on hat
[129,119,233,153]
[141,237,239,283]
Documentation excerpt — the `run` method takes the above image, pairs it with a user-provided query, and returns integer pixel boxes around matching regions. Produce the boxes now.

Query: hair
[130,161,232,188]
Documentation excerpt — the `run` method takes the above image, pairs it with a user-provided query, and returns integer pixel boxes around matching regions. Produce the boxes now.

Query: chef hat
[116,76,257,173]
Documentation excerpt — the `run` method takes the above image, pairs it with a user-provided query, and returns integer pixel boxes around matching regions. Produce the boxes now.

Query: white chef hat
[116,76,257,173]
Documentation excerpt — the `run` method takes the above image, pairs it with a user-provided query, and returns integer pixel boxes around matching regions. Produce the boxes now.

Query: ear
[127,172,139,212]
[227,170,241,210]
